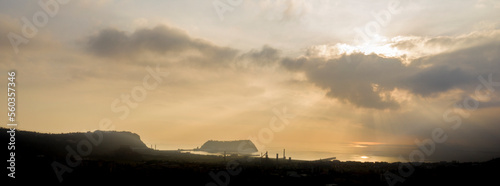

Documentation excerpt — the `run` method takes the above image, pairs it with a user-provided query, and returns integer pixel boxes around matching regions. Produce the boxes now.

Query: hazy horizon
[2,0,500,163]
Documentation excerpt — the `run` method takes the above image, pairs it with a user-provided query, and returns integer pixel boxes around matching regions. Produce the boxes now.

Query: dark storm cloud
[282,54,407,109]
[406,41,500,97]
[87,25,238,67]
[86,25,287,69]
[404,65,474,97]
[87,28,129,57]
[281,41,500,109]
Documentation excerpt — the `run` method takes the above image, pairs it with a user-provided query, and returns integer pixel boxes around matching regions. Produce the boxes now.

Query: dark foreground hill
[2,128,499,186]
[1,128,148,157]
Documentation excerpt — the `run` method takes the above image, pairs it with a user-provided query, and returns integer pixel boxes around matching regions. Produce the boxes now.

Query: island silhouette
[196,140,258,154]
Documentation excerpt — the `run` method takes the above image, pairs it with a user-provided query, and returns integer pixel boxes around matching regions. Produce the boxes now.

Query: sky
[1,0,500,162]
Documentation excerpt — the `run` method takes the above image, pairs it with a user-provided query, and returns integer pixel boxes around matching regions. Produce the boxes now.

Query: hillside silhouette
[1,128,148,158]
[2,128,499,185]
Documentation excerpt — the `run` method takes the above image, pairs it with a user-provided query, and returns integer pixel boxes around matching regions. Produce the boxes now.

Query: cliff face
[199,140,258,154]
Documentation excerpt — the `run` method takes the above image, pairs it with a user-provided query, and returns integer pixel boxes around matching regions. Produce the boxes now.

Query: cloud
[84,24,500,111]
[404,65,474,97]
[390,30,500,59]
[87,25,238,67]
[87,28,129,57]
[86,24,292,71]
[237,45,281,67]
[281,33,500,109]
[282,54,406,109]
